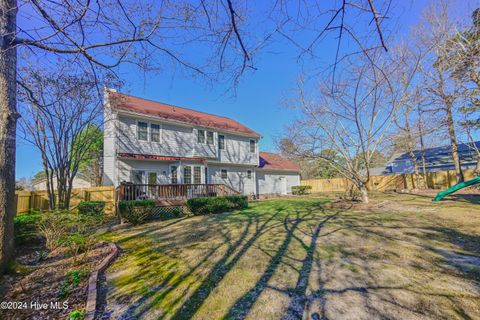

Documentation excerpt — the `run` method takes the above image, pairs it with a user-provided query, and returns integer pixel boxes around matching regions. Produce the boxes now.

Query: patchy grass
[99,193,480,319]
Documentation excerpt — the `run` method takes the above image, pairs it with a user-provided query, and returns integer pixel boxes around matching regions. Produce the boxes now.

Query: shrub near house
[187,195,248,215]
[77,201,106,216]
[118,200,156,225]
[291,185,312,195]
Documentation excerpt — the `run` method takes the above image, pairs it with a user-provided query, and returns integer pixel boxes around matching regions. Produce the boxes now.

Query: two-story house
[103,89,300,196]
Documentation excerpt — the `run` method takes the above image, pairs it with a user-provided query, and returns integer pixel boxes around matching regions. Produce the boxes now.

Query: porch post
[178,160,183,184]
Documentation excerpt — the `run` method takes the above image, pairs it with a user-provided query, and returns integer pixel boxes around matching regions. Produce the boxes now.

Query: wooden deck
[117,183,240,203]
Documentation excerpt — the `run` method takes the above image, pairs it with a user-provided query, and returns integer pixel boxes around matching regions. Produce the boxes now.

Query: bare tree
[76,124,104,187]
[19,68,103,209]
[416,104,429,187]
[282,52,414,203]
[391,44,425,189]
[446,8,480,174]
[415,3,467,183]
[0,0,392,273]
[0,0,256,273]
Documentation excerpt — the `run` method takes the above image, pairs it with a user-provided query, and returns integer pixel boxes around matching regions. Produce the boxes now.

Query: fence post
[115,185,124,224]
[29,192,33,212]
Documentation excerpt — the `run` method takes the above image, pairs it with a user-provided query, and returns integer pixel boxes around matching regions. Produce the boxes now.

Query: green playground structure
[433,176,480,202]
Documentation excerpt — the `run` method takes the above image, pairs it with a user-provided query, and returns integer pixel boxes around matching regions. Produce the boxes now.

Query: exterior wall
[193,128,216,158]
[117,159,208,185]
[218,133,259,166]
[117,116,194,157]
[256,171,300,195]
[114,112,259,166]
[103,90,118,186]
[32,177,92,191]
[117,159,172,184]
[208,164,256,195]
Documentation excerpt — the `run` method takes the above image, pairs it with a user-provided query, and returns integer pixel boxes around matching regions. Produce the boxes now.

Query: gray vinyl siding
[208,164,256,195]
[256,171,300,195]
[117,159,172,184]
[103,91,117,186]
[193,129,216,158]
[117,116,194,157]
[116,114,258,165]
[218,133,258,166]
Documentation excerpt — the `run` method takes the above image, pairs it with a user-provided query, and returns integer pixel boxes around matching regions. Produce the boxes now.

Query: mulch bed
[0,240,111,320]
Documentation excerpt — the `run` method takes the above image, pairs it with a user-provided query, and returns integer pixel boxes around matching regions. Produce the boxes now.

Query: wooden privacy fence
[301,169,478,193]
[15,186,115,215]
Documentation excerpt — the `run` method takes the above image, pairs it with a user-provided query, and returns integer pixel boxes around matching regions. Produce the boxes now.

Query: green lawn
[100,194,480,319]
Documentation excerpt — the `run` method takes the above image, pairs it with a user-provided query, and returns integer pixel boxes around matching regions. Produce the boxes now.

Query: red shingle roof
[108,90,261,138]
[258,152,301,172]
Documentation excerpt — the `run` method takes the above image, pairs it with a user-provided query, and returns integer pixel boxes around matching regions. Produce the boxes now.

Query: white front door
[280,177,287,195]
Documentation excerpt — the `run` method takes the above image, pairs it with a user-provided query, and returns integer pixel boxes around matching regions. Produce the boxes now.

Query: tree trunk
[64,175,75,209]
[420,144,428,188]
[42,160,55,209]
[445,103,464,183]
[475,151,480,176]
[0,0,18,274]
[417,105,429,189]
[359,184,369,203]
[408,149,420,190]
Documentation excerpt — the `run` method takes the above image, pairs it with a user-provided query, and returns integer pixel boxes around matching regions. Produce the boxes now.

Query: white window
[184,166,192,184]
[170,166,178,184]
[197,129,205,144]
[194,166,201,184]
[150,123,160,142]
[247,170,252,179]
[249,139,256,153]
[207,131,214,145]
[137,122,148,141]
[221,169,227,179]
[218,134,225,150]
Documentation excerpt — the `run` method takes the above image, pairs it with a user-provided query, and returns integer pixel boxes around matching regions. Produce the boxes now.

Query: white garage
[256,152,301,195]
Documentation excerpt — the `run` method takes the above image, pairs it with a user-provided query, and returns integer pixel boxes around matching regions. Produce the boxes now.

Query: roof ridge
[109,90,243,123]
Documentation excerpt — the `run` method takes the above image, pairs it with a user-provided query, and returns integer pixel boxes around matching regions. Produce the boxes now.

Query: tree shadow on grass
[104,199,332,319]
[113,217,190,245]
[220,208,340,320]
[113,202,296,319]
[423,226,480,283]
[116,211,260,319]
[169,207,286,320]
[280,212,340,320]
[222,210,307,320]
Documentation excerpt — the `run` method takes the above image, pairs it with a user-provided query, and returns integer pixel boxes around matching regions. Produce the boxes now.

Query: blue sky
[16,0,467,179]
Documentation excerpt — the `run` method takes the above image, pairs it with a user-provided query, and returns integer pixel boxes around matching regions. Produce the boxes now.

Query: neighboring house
[103,89,300,195]
[379,141,480,175]
[31,174,92,191]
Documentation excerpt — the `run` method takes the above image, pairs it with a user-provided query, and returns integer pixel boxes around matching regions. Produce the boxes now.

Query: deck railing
[118,183,240,201]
